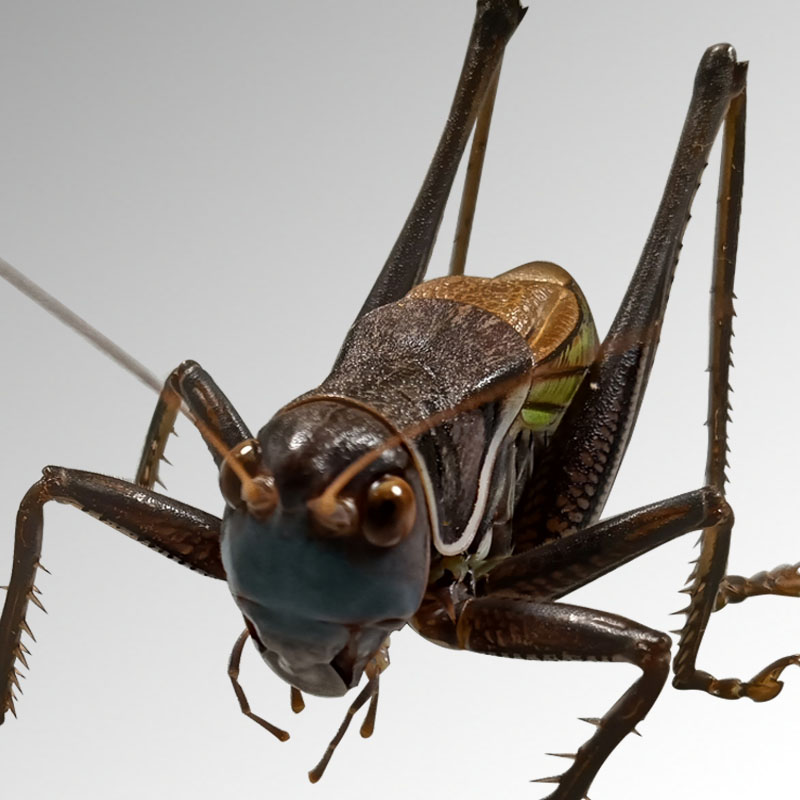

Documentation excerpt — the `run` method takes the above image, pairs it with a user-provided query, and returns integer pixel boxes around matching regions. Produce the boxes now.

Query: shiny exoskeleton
[2,3,799,798]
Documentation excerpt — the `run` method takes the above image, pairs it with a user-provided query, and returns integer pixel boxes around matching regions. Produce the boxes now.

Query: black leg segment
[0,466,223,724]
[136,359,252,489]
[457,597,671,800]
[512,46,747,548]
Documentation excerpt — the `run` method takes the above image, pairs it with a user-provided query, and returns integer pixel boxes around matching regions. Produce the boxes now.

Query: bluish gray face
[219,401,430,697]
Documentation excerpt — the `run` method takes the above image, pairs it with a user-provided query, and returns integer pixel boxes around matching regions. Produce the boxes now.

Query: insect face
[220,401,430,696]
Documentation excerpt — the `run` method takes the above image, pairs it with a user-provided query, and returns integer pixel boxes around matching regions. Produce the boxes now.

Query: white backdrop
[0,2,798,798]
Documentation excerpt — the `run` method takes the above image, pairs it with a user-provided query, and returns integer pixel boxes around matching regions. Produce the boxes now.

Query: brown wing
[407,261,600,434]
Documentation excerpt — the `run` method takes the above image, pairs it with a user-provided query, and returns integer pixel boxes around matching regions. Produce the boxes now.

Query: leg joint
[634,630,672,674]
[701,485,733,527]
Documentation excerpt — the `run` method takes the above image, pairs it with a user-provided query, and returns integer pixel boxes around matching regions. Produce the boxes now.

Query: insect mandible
[1,1,798,798]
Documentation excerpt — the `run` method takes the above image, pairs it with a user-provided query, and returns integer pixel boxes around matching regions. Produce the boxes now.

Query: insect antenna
[0,255,255,484]
[0,256,162,393]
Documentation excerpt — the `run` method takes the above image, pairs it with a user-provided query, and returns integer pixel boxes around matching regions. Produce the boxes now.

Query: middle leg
[457,597,671,800]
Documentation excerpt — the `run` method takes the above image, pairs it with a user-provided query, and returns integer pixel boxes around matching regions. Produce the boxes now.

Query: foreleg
[0,466,223,722]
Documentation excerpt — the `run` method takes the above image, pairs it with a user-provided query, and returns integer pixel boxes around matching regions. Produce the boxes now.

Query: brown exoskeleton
[1,1,800,800]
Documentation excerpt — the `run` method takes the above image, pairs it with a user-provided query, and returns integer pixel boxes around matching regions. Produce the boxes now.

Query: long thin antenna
[0,256,162,394]
[0,256,252,472]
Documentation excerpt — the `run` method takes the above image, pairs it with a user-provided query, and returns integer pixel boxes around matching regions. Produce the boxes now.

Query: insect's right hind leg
[0,466,224,723]
[136,359,252,489]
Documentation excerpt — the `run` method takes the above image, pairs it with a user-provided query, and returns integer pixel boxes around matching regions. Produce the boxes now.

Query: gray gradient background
[0,1,798,798]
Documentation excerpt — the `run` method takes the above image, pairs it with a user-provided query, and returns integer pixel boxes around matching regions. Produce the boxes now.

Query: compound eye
[219,439,278,520]
[363,475,416,547]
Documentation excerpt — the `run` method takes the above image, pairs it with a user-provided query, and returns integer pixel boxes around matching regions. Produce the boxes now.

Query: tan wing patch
[407,261,600,434]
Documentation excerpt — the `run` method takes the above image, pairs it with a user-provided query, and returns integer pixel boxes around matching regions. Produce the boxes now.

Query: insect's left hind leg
[503,43,797,699]
[511,45,749,551]
[670,67,800,698]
